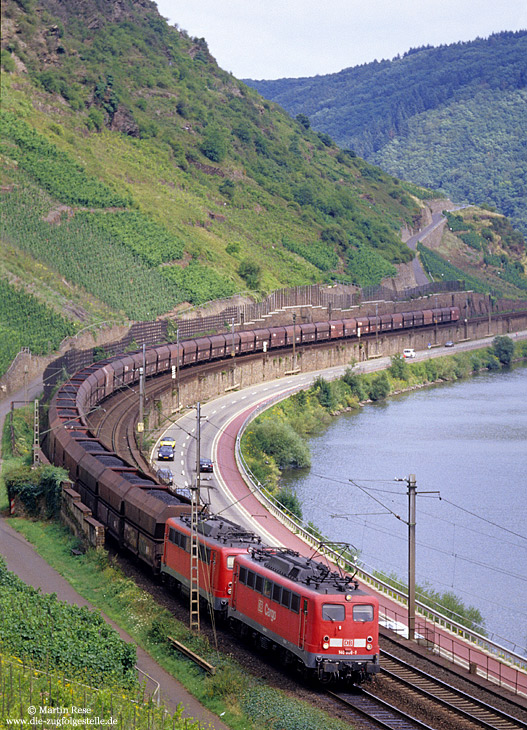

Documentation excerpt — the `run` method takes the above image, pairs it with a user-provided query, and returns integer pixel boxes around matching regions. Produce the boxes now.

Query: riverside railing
[234,390,527,693]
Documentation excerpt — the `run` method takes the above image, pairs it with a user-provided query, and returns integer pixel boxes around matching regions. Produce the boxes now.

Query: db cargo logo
[257,599,276,621]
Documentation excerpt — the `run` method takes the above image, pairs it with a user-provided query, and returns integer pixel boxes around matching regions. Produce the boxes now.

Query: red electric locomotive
[229,547,380,684]
[161,514,262,613]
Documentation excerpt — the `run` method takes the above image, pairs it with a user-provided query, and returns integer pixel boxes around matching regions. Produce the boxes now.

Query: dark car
[200,458,214,473]
[156,467,174,486]
[157,444,175,461]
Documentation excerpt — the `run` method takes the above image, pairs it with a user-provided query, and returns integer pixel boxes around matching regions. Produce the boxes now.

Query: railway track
[380,633,527,718]
[329,688,436,729]
[377,652,527,730]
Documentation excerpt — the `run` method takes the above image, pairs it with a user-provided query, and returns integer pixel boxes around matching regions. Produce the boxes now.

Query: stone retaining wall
[61,484,105,550]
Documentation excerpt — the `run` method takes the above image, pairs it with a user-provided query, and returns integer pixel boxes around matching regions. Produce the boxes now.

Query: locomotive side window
[353,604,374,622]
[281,589,291,609]
[272,583,282,603]
[255,574,264,593]
[246,570,255,589]
[198,544,211,564]
[323,604,345,622]
[290,593,300,614]
[263,579,272,598]
[170,528,188,551]
[239,565,247,584]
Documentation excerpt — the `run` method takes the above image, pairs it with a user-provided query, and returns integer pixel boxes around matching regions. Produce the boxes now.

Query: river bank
[241,337,527,495]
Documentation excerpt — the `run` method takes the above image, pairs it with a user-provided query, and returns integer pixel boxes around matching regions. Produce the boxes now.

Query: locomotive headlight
[227,588,232,595]
[367,636,373,643]
[367,643,372,650]
[322,642,329,650]
[345,594,352,601]
[324,635,329,642]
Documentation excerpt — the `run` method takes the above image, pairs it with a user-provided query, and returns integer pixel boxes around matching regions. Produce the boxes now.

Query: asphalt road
[152,330,527,539]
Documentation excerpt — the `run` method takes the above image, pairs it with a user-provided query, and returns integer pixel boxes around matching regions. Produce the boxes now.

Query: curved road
[154,330,527,536]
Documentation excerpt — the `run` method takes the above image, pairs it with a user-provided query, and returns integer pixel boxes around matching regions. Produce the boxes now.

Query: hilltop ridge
[245,31,527,235]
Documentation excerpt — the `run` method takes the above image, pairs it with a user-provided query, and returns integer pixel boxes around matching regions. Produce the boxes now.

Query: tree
[368,372,390,401]
[238,259,261,289]
[200,125,227,162]
[492,335,514,366]
[389,353,410,381]
[295,113,310,130]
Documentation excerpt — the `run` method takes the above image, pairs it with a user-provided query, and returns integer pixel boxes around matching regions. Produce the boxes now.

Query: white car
[403,348,416,359]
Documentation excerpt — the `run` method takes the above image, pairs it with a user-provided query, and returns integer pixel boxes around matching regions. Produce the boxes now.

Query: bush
[389,353,410,381]
[200,125,227,162]
[4,463,67,517]
[342,367,368,400]
[492,335,514,366]
[277,487,303,520]
[238,259,261,289]
[368,372,390,401]
[248,420,310,470]
[312,376,338,410]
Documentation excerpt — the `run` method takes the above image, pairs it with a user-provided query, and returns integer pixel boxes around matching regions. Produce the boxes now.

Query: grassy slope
[0,0,425,328]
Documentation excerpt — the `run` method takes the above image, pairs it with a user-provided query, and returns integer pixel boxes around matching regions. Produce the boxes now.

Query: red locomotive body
[161,515,262,613]
[229,548,380,683]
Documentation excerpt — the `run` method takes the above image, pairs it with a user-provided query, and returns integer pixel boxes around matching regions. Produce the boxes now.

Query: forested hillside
[246,32,527,235]
[0,0,425,318]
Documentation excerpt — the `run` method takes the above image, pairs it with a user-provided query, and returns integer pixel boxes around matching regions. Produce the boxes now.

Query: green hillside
[0,0,429,329]
[246,32,527,236]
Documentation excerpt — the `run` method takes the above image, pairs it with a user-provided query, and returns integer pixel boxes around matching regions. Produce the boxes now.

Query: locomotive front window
[227,555,236,570]
[353,604,374,622]
[322,604,345,622]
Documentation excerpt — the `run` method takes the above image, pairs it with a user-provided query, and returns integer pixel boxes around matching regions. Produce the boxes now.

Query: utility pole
[138,343,145,450]
[292,312,297,371]
[231,317,237,390]
[375,302,379,354]
[176,328,180,412]
[33,399,40,467]
[407,474,416,642]
[190,402,201,633]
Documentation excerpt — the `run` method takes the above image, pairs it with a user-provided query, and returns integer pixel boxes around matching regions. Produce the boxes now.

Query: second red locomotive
[230,547,380,684]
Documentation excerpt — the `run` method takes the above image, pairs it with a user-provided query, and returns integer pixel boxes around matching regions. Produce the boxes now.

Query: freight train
[46,306,458,682]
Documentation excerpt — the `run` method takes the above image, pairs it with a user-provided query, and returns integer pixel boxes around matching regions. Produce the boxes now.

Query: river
[281,364,527,656]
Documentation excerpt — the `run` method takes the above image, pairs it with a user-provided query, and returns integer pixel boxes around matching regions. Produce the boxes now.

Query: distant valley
[246,31,527,236]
